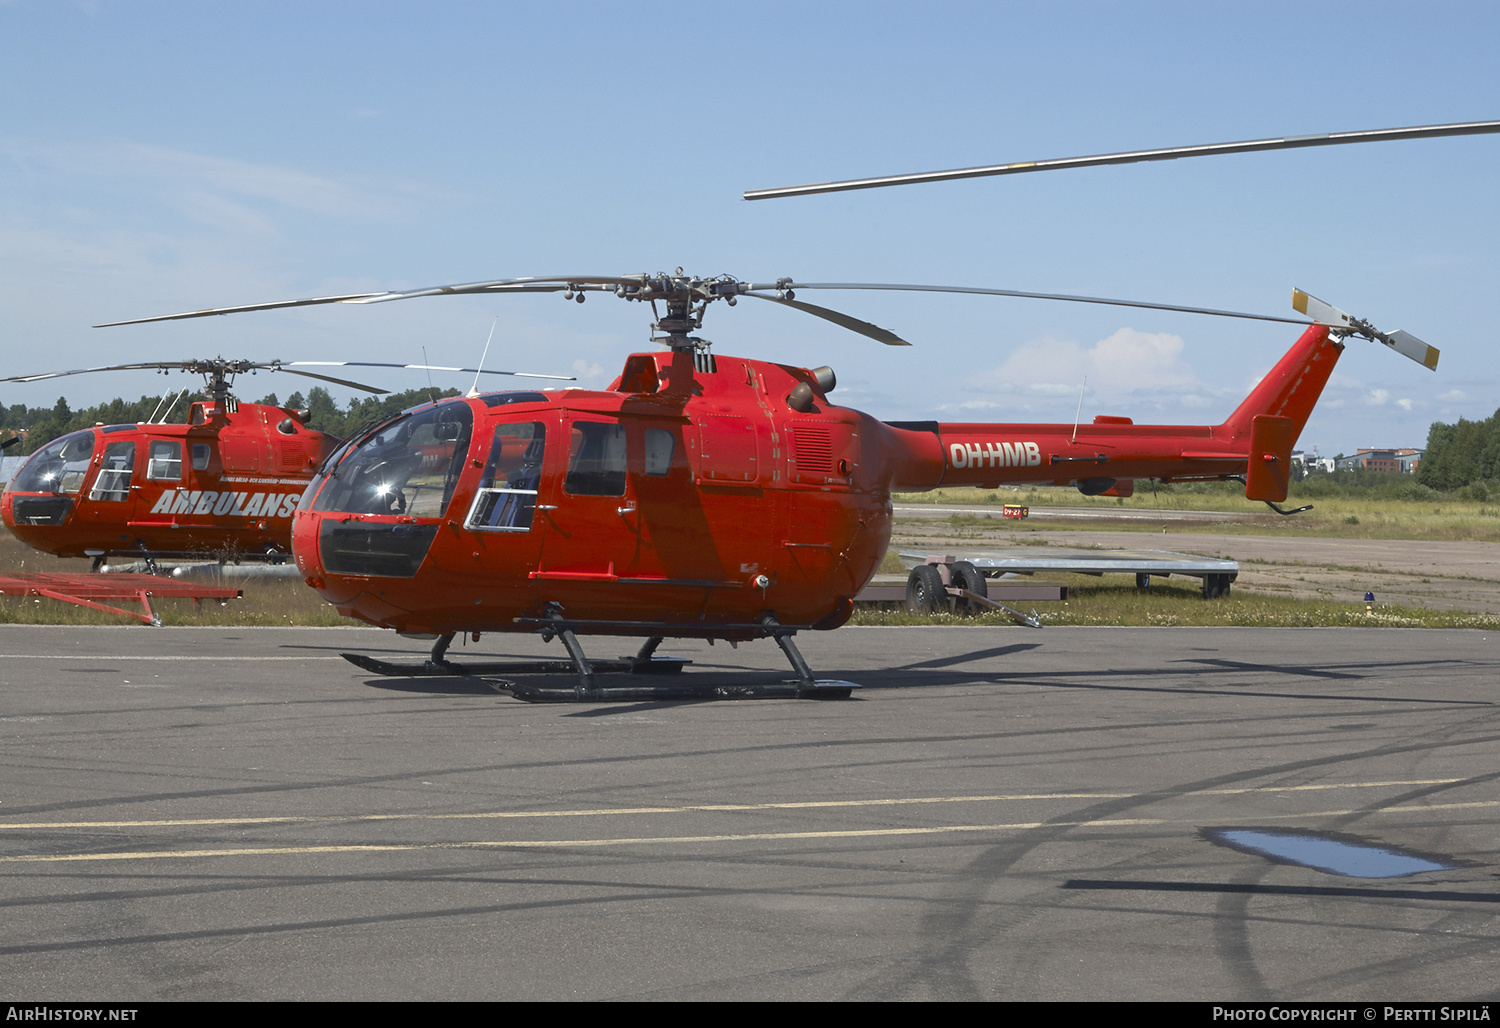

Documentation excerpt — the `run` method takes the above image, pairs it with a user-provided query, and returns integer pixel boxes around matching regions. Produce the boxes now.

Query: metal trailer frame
[0,572,242,626]
[900,549,1239,600]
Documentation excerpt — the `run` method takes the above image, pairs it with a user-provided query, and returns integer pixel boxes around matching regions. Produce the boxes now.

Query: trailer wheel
[951,561,987,615]
[906,564,946,614]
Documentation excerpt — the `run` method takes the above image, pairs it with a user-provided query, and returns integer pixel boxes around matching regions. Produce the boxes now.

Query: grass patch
[893,485,1500,542]
[0,534,347,627]
[0,579,351,627]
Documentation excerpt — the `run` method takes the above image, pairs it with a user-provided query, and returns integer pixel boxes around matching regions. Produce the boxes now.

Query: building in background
[1291,451,1337,474]
[1334,448,1424,473]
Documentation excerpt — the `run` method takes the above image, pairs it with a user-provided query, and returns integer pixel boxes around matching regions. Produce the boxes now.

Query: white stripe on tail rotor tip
[1386,329,1440,371]
[1291,289,1353,329]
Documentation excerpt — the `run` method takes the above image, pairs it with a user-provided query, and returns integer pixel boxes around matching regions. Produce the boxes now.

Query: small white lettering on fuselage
[948,441,1041,470]
[148,489,300,518]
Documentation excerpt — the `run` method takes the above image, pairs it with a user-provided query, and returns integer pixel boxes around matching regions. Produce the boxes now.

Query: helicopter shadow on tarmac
[353,666,866,703]
[330,639,1491,709]
[316,639,1047,701]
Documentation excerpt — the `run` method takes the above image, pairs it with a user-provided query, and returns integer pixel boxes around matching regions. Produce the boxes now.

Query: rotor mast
[612,270,765,369]
[190,359,247,407]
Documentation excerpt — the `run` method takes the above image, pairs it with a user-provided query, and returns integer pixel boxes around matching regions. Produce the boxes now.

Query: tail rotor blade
[1294,289,1438,371]
[1291,288,1353,330]
[1386,329,1440,371]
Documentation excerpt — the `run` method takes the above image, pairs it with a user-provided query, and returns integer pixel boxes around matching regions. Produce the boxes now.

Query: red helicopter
[95,273,1436,700]
[0,357,571,569]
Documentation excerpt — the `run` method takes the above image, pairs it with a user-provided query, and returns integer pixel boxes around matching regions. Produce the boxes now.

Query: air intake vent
[791,423,833,474]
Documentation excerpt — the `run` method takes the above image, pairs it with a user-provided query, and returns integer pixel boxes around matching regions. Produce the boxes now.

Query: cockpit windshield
[7,430,96,494]
[311,402,473,517]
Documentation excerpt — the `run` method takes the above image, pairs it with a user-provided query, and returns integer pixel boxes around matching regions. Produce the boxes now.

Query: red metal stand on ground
[0,573,242,626]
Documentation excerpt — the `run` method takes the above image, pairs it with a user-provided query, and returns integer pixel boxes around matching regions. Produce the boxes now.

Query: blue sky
[2,1,1495,455]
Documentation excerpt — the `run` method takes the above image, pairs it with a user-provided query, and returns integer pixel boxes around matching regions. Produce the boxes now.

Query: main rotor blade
[285,361,575,381]
[94,276,637,326]
[741,293,912,346]
[94,293,388,327]
[783,282,1314,327]
[268,367,389,394]
[341,276,636,303]
[0,361,195,384]
[744,120,1500,199]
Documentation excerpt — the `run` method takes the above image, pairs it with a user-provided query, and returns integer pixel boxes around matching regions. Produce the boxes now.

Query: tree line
[1415,408,1500,492]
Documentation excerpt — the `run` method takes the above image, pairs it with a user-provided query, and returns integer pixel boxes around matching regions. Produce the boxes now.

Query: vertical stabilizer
[1220,325,1339,444]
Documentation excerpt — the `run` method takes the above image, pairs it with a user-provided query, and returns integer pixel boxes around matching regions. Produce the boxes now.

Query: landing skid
[341,619,860,702]
[340,652,688,679]
[499,680,856,703]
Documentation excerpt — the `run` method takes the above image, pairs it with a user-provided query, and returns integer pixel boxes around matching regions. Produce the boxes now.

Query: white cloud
[129,144,372,217]
[1088,327,1197,391]
[1,138,410,228]
[1366,389,1391,406]
[570,359,608,387]
[979,327,1197,396]
[1396,398,1413,412]
[1027,381,1082,397]
[1439,389,1470,403]
[174,189,281,237]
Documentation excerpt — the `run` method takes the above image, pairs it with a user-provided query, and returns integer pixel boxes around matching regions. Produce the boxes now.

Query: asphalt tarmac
[1,624,1496,1001]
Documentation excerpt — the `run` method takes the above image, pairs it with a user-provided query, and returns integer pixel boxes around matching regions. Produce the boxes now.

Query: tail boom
[876,324,1340,501]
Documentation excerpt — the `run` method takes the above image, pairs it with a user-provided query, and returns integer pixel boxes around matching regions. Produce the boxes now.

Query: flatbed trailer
[0,572,242,625]
[898,548,1239,600]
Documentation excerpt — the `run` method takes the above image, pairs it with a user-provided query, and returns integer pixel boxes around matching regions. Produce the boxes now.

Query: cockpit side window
[465,422,546,532]
[641,428,675,476]
[565,422,626,497]
[147,440,183,481]
[89,441,136,502]
[191,443,212,471]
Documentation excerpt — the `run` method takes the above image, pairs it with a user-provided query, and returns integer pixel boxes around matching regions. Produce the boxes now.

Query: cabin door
[535,415,643,580]
[452,416,551,589]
